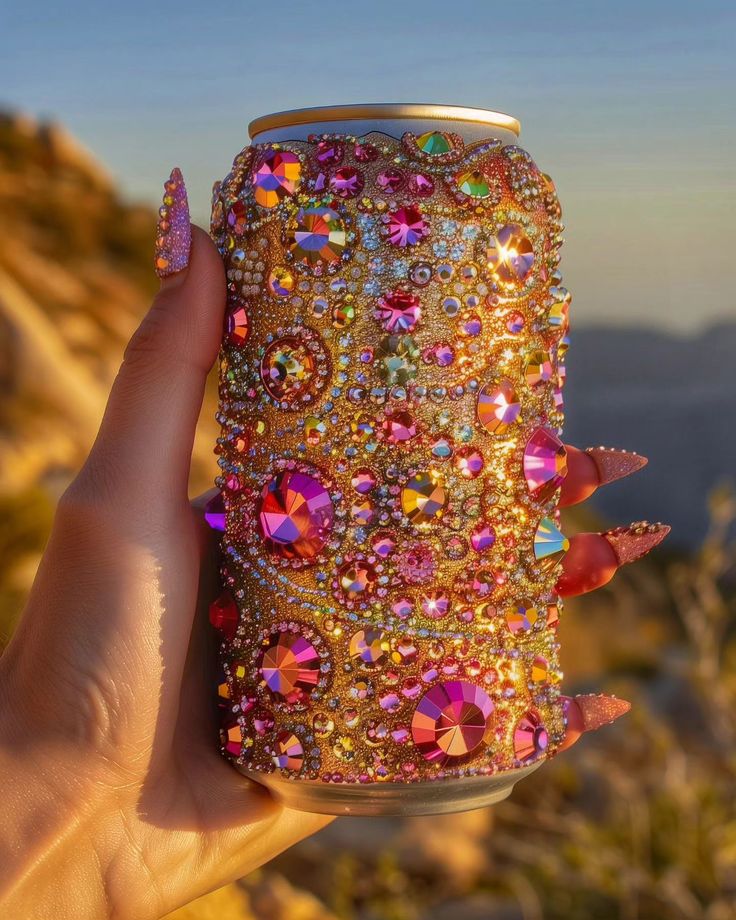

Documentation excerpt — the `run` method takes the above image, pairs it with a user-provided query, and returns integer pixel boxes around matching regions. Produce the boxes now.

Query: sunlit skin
[0,225,653,920]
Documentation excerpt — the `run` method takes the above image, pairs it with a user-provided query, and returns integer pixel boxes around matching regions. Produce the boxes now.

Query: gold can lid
[248,103,520,139]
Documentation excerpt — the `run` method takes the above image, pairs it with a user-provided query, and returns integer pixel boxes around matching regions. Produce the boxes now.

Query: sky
[1,0,735,331]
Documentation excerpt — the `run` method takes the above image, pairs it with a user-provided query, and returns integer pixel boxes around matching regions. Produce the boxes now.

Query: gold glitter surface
[210,131,570,785]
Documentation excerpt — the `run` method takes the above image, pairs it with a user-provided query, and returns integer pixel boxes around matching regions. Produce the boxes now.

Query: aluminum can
[208,104,570,815]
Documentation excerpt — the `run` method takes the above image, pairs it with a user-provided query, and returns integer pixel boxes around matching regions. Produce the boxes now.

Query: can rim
[248,103,521,139]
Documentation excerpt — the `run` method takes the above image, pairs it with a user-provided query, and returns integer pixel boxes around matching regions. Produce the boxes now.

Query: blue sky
[2,0,735,330]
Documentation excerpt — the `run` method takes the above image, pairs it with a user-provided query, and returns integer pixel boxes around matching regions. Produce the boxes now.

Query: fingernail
[154,167,191,277]
[558,693,631,751]
[585,446,648,485]
[603,521,670,565]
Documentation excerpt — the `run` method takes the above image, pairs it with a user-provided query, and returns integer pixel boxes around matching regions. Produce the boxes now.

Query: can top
[248,103,521,140]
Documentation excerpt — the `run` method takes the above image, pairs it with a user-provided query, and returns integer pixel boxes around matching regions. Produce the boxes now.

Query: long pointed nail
[603,521,670,565]
[558,693,631,751]
[154,167,191,277]
[585,446,648,485]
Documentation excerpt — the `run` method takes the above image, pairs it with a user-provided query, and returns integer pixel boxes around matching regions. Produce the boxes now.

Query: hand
[0,169,668,920]
[0,189,332,920]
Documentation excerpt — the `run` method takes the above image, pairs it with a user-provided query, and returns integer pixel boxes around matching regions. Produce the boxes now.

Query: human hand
[0,171,332,920]
[0,168,668,920]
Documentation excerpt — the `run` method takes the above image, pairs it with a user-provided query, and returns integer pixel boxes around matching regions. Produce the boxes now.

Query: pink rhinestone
[454,446,484,479]
[421,591,449,619]
[351,468,377,493]
[411,680,494,763]
[523,427,568,502]
[315,140,343,165]
[386,206,429,247]
[375,290,421,332]
[514,710,549,762]
[409,173,434,197]
[382,410,417,444]
[471,523,496,553]
[376,168,405,192]
[330,166,364,199]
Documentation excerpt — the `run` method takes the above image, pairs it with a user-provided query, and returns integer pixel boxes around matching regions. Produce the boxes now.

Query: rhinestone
[456,169,492,198]
[375,290,421,332]
[401,471,446,525]
[386,206,429,247]
[477,380,521,433]
[253,150,301,207]
[268,266,295,297]
[288,206,346,266]
[271,730,304,772]
[339,560,377,598]
[524,349,555,387]
[382,410,417,444]
[351,468,377,493]
[485,224,534,284]
[257,471,333,559]
[411,680,494,763]
[330,166,364,199]
[417,131,453,155]
[220,717,244,757]
[260,336,316,404]
[505,601,541,635]
[523,427,568,501]
[454,446,484,478]
[534,516,569,571]
[376,168,405,193]
[258,630,321,703]
[514,710,548,762]
[225,304,249,346]
[204,492,226,532]
[471,523,496,552]
[209,590,238,638]
[349,628,390,668]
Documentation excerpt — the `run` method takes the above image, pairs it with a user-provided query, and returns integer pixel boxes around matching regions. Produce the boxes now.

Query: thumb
[77,169,225,513]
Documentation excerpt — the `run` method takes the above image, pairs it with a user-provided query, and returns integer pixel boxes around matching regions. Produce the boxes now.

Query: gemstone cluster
[209,129,570,785]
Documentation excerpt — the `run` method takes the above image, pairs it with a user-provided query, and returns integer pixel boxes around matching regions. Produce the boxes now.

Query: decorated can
[208,104,571,815]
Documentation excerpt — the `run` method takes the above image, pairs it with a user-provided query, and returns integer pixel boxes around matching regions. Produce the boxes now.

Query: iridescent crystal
[258,630,320,703]
[226,200,247,234]
[349,627,390,667]
[220,717,244,757]
[534,516,569,571]
[374,290,421,332]
[456,169,491,198]
[339,560,377,599]
[351,468,377,493]
[330,166,364,199]
[411,680,494,763]
[401,471,446,525]
[253,150,301,207]
[477,379,521,433]
[271,730,304,772]
[417,131,453,155]
[505,601,541,635]
[257,471,333,559]
[209,590,238,638]
[382,410,417,444]
[288,206,346,266]
[514,709,549,762]
[523,427,568,501]
[376,168,405,193]
[386,206,429,247]
[471,523,496,553]
[454,446,484,479]
[260,336,316,404]
[225,304,249,346]
[204,491,226,532]
[524,349,555,387]
[376,335,419,385]
[485,224,535,284]
[268,266,295,297]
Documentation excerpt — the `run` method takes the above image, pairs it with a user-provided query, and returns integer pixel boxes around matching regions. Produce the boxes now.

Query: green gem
[417,131,453,155]
[457,170,491,199]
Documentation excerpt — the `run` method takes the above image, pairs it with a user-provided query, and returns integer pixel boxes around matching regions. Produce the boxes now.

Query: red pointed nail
[154,167,191,277]
[603,521,670,565]
[585,446,648,485]
[558,693,631,751]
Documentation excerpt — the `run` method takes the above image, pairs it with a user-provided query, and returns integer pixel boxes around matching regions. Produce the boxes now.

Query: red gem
[225,303,249,346]
[209,590,239,639]
[354,142,379,162]
[258,630,321,703]
[257,471,334,559]
[316,140,344,165]
[386,206,429,247]
[226,200,247,235]
[374,290,421,332]
[330,166,364,199]
[409,173,435,197]
[411,680,495,763]
[376,168,405,193]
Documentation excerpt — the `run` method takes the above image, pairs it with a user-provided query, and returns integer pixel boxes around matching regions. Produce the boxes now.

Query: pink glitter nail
[603,521,671,565]
[585,446,648,485]
[154,167,191,277]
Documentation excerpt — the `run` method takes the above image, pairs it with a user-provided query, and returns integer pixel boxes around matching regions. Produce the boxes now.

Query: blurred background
[1,2,735,918]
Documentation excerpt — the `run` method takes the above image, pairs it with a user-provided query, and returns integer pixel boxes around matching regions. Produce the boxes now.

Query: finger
[76,169,226,511]
[556,522,670,597]
[556,694,631,753]
[559,446,647,508]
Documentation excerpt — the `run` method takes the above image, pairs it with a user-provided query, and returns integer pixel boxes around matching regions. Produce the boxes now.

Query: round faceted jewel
[272,730,304,772]
[330,166,364,198]
[258,630,320,703]
[253,150,301,207]
[204,491,226,532]
[375,290,421,332]
[257,471,333,559]
[339,560,377,599]
[401,471,446,525]
[514,709,549,763]
[523,427,568,501]
[209,589,238,639]
[524,349,555,387]
[506,601,541,635]
[351,468,377,493]
[485,224,535,284]
[268,266,295,297]
[457,169,492,199]
[477,379,521,433]
[386,206,429,247]
[411,680,494,763]
[288,206,346,266]
[382,410,417,444]
[260,336,316,404]
[349,627,390,668]
[417,131,453,154]
[225,303,249,346]
[534,516,570,571]
[220,717,244,757]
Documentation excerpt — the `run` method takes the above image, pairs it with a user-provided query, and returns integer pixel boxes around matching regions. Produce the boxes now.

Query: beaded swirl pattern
[209,130,571,785]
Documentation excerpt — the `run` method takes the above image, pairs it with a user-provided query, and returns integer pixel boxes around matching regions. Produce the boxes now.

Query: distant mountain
[564,323,736,546]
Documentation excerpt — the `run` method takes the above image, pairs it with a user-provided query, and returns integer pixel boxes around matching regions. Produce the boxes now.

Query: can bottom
[238,762,543,816]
